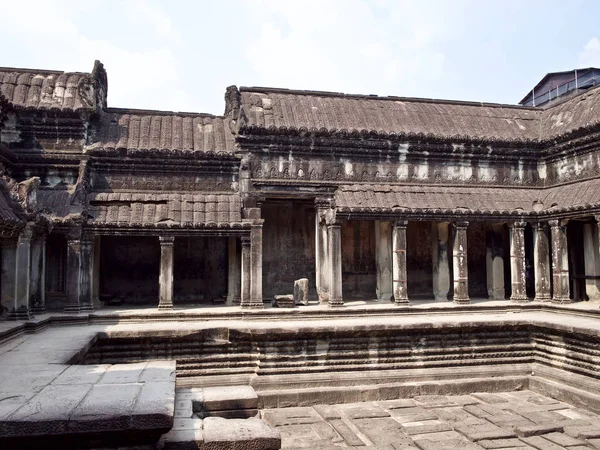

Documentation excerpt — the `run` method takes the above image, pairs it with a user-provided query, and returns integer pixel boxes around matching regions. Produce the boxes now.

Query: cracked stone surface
[262,390,600,449]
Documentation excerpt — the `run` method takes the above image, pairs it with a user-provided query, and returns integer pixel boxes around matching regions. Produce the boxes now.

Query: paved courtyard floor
[262,391,600,450]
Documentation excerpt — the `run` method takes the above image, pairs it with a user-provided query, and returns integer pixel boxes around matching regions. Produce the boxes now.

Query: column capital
[548,219,568,228]
[533,221,549,231]
[315,196,334,209]
[453,221,469,229]
[241,235,251,245]
[159,236,175,245]
[509,221,527,229]
[393,219,408,228]
[594,215,600,223]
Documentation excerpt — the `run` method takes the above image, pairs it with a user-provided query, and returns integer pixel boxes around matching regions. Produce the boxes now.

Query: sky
[1,0,600,115]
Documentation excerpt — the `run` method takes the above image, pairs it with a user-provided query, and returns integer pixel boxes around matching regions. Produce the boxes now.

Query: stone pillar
[328,222,343,307]
[432,221,451,301]
[452,221,470,304]
[247,222,264,309]
[550,220,570,303]
[375,220,393,301]
[533,222,552,302]
[486,223,505,300]
[64,237,82,312]
[227,237,241,305]
[1,239,17,317]
[315,201,330,304]
[91,236,101,308]
[158,236,174,309]
[509,221,528,302]
[240,235,251,307]
[583,220,600,301]
[392,220,409,305]
[30,235,47,313]
[8,225,34,320]
[79,237,94,312]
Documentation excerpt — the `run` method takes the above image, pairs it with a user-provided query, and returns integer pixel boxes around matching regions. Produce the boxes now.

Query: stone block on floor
[202,417,281,450]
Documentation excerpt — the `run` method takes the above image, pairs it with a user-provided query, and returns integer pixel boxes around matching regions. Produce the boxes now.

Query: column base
[534,294,552,302]
[377,293,393,302]
[80,304,95,313]
[488,288,505,300]
[394,298,409,306]
[453,297,470,305]
[434,292,450,302]
[227,296,241,306]
[552,297,572,304]
[510,295,529,303]
[7,306,33,321]
[30,305,47,314]
[158,301,174,310]
[328,298,344,307]
[240,301,264,309]
[63,304,81,313]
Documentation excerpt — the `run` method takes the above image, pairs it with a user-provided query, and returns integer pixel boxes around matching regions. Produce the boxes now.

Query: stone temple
[1,62,600,449]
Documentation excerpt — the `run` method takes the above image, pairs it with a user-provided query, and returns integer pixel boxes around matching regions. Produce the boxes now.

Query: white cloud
[579,37,600,67]
[0,0,190,111]
[243,0,452,97]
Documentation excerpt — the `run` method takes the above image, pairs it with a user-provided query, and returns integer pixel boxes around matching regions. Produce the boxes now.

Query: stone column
[227,237,241,305]
[64,237,82,312]
[328,222,343,307]
[247,222,264,309]
[432,221,451,301]
[158,236,174,309]
[1,239,17,317]
[509,221,528,302]
[533,222,552,302]
[375,220,393,301]
[315,200,330,304]
[79,237,94,312]
[583,220,600,301]
[91,236,101,308]
[486,223,505,300]
[452,221,470,304]
[240,235,251,307]
[8,225,34,320]
[30,235,47,314]
[392,220,409,305]
[550,220,570,303]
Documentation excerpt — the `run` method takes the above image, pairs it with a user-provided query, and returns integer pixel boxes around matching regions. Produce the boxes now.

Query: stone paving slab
[262,390,600,449]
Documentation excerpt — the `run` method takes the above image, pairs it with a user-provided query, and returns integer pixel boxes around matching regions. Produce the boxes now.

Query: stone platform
[265,391,600,449]
[1,301,600,448]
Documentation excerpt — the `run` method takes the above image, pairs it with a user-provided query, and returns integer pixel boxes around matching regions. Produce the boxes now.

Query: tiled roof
[335,184,541,215]
[86,110,236,154]
[0,68,96,112]
[87,192,243,227]
[239,87,542,142]
[541,85,600,140]
[37,189,74,219]
[335,179,600,216]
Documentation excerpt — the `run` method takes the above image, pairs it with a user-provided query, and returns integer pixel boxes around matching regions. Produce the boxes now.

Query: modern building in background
[520,67,600,107]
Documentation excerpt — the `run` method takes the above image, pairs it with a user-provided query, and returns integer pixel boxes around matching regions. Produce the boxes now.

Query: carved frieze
[91,172,237,192]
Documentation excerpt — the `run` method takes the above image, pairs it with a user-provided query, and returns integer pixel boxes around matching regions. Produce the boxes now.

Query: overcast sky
[2,0,600,115]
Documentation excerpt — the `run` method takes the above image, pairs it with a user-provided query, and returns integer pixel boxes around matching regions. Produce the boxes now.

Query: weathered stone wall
[406,221,433,298]
[341,220,376,300]
[100,236,160,304]
[173,237,227,304]
[262,201,316,300]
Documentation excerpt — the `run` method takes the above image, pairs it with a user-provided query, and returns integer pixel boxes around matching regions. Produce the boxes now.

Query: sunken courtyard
[1,62,600,449]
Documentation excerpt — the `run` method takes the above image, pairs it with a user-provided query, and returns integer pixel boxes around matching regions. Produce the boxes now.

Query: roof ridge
[239,86,538,111]
[105,107,224,118]
[0,66,90,76]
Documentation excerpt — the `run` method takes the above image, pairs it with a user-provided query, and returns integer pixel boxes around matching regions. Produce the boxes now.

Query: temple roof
[238,87,542,142]
[0,67,97,113]
[541,85,600,140]
[86,109,236,155]
[86,192,244,228]
[335,178,600,216]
